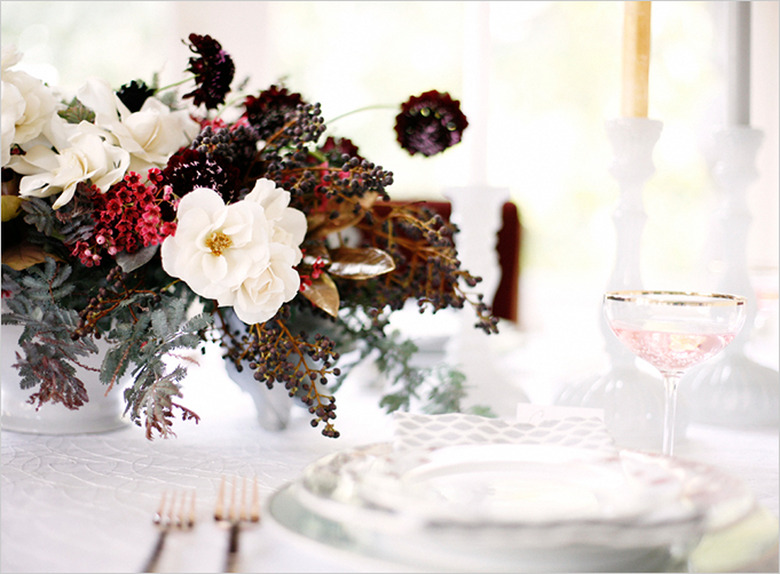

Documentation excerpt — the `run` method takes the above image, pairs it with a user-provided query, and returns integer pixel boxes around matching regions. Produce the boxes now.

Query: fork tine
[215,476,226,521]
[239,476,248,522]
[215,475,261,573]
[142,490,196,573]
[185,490,196,529]
[250,476,261,523]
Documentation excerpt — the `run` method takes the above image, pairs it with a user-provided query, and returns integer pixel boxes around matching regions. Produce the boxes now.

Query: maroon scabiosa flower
[243,85,305,140]
[161,148,241,203]
[318,136,363,165]
[394,90,468,157]
[182,33,235,110]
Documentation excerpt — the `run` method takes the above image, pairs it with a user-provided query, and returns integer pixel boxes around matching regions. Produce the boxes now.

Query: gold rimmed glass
[603,291,747,456]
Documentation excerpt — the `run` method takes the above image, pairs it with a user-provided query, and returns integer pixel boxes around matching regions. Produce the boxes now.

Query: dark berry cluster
[335,203,498,334]
[190,124,259,175]
[73,266,161,340]
[243,85,305,141]
[219,306,342,438]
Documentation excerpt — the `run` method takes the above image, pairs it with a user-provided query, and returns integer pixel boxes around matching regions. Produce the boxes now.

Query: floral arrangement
[1,33,497,439]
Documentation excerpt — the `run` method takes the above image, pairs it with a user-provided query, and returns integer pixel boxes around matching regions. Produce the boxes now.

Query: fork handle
[224,522,241,573]
[140,529,169,573]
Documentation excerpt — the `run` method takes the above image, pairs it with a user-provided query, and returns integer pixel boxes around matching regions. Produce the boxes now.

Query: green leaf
[57,97,95,124]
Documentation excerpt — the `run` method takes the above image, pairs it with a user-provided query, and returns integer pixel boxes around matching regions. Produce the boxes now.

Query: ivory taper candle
[621,1,652,117]
[726,1,751,125]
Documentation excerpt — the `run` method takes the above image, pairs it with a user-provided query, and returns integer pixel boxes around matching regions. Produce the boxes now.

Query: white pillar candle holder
[680,126,778,427]
[556,118,687,451]
[443,185,528,416]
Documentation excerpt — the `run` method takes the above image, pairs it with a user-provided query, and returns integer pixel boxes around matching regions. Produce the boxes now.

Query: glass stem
[662,372,682,456]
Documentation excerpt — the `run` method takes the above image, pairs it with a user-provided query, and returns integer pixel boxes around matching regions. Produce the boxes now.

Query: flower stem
[154,76,195,94]
[325,104,397,126]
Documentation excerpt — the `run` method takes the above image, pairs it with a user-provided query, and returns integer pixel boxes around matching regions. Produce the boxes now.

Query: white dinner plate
[268,443,757,573]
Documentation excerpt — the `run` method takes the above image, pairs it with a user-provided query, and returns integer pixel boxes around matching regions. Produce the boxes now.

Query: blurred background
[3,1,777,370]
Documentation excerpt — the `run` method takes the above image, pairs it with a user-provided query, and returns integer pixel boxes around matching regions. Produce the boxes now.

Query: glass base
[680,352,779,427]
[555,364,688,452]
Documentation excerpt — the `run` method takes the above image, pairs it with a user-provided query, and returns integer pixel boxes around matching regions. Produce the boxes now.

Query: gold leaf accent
[328,247,396,280]
[1,242,53,271]
[299,272,340,317]
[1,195,22,222]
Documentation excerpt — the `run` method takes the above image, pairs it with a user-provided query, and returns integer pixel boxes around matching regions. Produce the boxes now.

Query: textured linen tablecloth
[2,322,778,573]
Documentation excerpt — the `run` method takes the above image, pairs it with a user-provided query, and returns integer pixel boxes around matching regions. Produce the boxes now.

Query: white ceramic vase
[1,323,129,434]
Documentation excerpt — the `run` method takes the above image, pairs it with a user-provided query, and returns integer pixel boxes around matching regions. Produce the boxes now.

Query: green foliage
[2,257,213,438]
[353,323,492,417]
[105,295,213,439]
[2,259,99,409]
[57,97,95,124]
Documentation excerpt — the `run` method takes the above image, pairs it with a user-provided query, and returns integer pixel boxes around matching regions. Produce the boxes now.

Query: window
[3,1,777,335]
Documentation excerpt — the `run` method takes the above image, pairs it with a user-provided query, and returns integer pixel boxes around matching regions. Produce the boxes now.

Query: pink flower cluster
[72,170,177,267]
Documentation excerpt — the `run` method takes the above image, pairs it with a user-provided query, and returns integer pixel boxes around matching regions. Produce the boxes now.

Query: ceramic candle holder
[680,126,778,427]
[556,118,688,451]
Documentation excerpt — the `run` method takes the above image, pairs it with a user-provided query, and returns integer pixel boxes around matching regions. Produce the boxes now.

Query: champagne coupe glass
[603,291,747,456]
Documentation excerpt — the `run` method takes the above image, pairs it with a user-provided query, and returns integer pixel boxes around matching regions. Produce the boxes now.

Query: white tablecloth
[2,318,778,573]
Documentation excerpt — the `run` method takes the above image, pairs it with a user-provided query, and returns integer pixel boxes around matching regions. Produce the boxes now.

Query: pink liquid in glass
[611,324,736,374]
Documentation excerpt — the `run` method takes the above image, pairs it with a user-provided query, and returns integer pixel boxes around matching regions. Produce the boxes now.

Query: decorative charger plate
[268,442,757,573]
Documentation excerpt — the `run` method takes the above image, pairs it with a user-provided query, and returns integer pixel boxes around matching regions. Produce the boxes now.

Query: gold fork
[141,490,196,572]
[214,475,261,572]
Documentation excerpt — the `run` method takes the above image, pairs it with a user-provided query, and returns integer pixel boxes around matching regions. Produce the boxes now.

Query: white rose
[161,187,272,300]
[16,122,130,209]
[229,243,304,324]
[244,177,307,248]
[78,77,199,174]
[1,79,24,167]
[1,46,59,167]
[161,181,306,324]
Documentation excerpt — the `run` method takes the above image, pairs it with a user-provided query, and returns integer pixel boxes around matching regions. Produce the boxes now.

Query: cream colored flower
[77,77,199,174]
[161,181,306,325]
[15,122,130,209]
[1,46,59,167]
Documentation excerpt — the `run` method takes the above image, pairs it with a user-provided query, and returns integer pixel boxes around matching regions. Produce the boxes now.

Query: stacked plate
[268,442,756,572]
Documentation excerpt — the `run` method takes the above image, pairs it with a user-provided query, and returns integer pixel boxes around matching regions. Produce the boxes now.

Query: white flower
[1,46,59,167]
[161,180,306,324]
[14,121,130,209]
[77,77,199,174]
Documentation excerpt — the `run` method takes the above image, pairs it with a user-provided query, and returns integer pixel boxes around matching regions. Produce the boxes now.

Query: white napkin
[392,404,616,454]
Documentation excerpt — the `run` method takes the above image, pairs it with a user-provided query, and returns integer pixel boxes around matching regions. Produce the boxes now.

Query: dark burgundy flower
[394,90,468,157]
[161,148,241,203]
[116,80,155,113]
[182,33,235,110]
[318,136,363,165]
[242,85,305,140]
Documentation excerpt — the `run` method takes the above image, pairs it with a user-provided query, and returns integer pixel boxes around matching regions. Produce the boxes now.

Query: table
[2,316,778,573]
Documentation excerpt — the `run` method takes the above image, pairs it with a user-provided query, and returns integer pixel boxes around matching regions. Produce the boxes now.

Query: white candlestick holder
[680,126,778,427]
[556,117,687,451]
[443,185,529,416]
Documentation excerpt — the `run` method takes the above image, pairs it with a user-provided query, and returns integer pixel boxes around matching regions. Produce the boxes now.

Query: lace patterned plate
[268,443,756,572]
